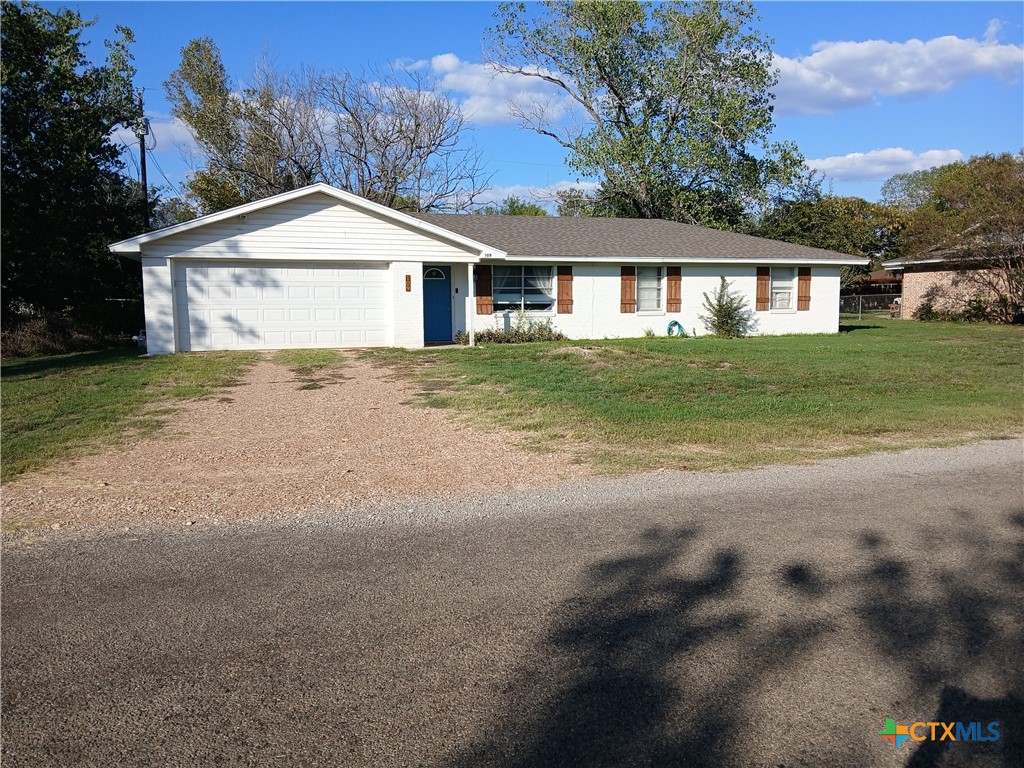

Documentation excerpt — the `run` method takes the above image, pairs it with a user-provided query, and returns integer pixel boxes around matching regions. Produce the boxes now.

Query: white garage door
[176,263,389,351]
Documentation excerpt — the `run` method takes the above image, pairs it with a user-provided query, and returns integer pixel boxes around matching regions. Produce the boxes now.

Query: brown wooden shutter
[557,266,573,314]
[620,266,636,313]
[756,267,770,311]
[666,267,682,312]
[797,267,811,311]
[476,265,493,315]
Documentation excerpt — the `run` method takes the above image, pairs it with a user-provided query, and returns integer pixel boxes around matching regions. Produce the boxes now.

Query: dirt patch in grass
[271,349,348,390]
[548,346,600,358]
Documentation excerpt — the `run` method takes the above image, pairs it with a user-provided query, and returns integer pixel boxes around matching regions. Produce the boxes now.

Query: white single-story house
[109,183,868,355]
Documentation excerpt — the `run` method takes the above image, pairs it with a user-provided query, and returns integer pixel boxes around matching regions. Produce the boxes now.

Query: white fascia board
[169,252,484,265]
[882,257,945,269]
[489,255,870,266]
[109,183,506,259]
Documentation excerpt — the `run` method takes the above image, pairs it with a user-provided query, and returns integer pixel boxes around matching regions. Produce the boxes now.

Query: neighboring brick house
[883,256,1010,319]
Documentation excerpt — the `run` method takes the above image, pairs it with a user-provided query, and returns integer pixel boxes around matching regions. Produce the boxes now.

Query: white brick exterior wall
[474,264,841,339]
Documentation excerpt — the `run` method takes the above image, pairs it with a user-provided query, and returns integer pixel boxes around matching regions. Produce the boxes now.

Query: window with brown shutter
[557,266,573,313]
[620,266,636,313]
[666,267,681,312]
[797,267,811,311]
[755,267,770,311]
[475,265,493,315]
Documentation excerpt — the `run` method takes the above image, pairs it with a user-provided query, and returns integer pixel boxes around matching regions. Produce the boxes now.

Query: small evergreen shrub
[455,309,568,344]
[698,277,754,338]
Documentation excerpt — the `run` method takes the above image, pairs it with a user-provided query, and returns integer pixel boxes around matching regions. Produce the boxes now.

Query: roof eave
[488,254,869,266]
[108,183,507,259]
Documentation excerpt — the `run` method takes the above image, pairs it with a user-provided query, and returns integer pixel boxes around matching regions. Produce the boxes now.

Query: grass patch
[1,347,257,482]
[362,319,1024,472]
[271,349,346,389]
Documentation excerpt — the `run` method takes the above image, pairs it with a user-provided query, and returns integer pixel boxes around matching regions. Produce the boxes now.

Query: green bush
[914,295,995,323]
[1,315,128,359]
[456,309,568,345]
[698,277,754,338]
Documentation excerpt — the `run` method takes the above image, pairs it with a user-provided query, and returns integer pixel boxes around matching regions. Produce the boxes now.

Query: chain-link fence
[840,294,902,318]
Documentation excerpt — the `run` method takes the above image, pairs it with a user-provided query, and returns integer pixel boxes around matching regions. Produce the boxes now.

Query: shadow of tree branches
[442,506,1023,768]
[443,525,832,767]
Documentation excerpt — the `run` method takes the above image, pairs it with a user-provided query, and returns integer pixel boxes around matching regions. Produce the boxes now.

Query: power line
[148,152,184,199]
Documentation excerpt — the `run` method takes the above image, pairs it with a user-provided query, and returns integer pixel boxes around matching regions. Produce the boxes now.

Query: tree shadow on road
[804,511,1024,768]
[442,505,1023,768]
[442,525,833,768]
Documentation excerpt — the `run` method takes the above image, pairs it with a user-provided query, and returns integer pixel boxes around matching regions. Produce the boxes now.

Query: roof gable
[109,183,505,258]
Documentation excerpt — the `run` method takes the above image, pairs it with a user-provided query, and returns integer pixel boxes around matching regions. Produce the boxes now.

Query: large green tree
[486,0,810,229]
[166,40,489,214]
[1,1,144,328]
[751,194,904,285]
[164,39,325,211]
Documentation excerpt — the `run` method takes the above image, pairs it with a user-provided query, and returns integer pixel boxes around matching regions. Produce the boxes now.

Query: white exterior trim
[882,259,939,269]
[497,254,868,266]
[110,183,506,260]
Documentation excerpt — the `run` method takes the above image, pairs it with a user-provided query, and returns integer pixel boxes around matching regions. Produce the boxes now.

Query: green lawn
[363,319,1024,472]
[1,347,257,482]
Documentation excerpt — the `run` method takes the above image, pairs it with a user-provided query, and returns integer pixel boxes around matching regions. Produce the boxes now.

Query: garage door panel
[178,262,389,350]
[263,286,286,300]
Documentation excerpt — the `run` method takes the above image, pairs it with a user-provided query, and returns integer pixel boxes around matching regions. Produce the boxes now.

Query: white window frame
[492,265,556,312]
[636,266,664,313]
[770,267,797,312]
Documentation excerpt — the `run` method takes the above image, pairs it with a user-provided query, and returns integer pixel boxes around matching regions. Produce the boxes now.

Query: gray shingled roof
[410,213,863,262]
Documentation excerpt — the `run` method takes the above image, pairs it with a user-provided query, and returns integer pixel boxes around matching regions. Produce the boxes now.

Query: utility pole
[133,89,150,229]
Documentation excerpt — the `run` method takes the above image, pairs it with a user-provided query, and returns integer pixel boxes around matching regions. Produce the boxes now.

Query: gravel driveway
[2,354,588,531]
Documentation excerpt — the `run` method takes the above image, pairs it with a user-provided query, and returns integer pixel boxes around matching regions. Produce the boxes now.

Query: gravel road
[3,440,1023,767]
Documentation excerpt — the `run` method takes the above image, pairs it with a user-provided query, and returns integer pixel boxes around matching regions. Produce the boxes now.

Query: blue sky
[61,1,1024,208]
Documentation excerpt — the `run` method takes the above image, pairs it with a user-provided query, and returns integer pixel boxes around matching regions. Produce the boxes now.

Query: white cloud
[110,117,197,154]
[774,22,1024,115]
[409,53,569,126]
[807,147,964,181]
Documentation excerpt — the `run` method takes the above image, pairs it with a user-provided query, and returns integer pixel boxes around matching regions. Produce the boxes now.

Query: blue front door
[423,265,453,343]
